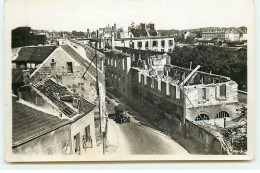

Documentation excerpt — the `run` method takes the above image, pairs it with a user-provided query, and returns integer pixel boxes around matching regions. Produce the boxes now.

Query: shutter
[215,86,220,99]
[176,86,180,99]
[206,88,210,101]
[198,88,202,101]
[226,85,230,98]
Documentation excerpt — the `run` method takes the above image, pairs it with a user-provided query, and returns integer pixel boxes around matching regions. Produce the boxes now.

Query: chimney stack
[50,59,57,78]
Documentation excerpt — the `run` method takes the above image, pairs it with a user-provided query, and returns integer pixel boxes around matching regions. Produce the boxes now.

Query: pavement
[105,95,189,155]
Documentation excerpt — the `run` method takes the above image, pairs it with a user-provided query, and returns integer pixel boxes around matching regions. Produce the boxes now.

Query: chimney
[114,23,117,31]
[50,59,57,78]
[22,69,30,86]
[140,23,146,30]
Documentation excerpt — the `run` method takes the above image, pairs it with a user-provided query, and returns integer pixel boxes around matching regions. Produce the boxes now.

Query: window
[12,63,16,69]
[114,59,117,67]
[31,63,36,68]
[199,88,209,101]
[202,88,206,100]
[152,40,158,47]
[169,40,173,46]
[26,63,31,69]
[67,62,73,73]
[220,84,226,97]
[74,133,80,154]
[123,76,125,84]
[200,76,204,84]
[215,111,229,119]
[130,42,135,48]
[83,125,92,148]
[138,41,142,48]
[161,40,165,47]
[20,64,25,69]
[195,114,209,121]
[145,41,149,49]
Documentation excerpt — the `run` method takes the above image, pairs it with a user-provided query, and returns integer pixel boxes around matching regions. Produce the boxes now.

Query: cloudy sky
[5,0,253,32]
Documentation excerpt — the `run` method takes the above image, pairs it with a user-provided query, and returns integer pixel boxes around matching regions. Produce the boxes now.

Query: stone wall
[70,110,96,155]
[185,119,225,154]
[104,51,131,97]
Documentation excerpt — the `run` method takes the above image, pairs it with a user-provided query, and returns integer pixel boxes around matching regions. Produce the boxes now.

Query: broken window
[161,40,165,47]
[199,88,210,101]
[169,40,173,46]
[152,40,158,47]
[195,114,209,121]
[220,84,226,97]
[67,62,73,73]
[74,133,80,154]
[145,41,149,49]
[138,41,142,48]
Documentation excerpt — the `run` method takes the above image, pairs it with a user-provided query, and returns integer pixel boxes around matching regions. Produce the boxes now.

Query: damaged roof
[12,96,70,147]
[12,46,56,62]
[34,78,77,118]
[34,78,95,119]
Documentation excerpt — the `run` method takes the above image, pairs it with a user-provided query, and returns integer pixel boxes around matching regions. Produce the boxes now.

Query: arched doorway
[194,114,209,121]
[215,111,229,119]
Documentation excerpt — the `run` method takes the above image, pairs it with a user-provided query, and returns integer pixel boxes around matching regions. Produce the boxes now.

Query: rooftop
[34,78,77,118]
[33,78,95,119]
[12,96,70,147]
[12,46,56,62]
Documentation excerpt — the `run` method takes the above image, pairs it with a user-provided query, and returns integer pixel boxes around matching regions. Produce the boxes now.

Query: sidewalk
[105,119,131,155]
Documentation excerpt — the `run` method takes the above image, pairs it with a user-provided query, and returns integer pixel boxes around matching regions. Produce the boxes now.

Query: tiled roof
[61,44,104,82]
[12,97,70,146]
[34,78,95,119]
[13,46,56,62]
[34,78,77,118]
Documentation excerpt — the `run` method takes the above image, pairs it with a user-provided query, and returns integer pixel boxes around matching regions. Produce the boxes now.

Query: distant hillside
[158,26,247,36]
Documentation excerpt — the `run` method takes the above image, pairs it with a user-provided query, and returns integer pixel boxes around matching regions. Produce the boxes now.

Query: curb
[139,124,172,140]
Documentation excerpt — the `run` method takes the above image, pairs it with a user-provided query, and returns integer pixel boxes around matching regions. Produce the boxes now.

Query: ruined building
[104,48,241,154]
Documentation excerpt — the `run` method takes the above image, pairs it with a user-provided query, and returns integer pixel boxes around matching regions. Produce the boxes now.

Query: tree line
[168,45,247,91]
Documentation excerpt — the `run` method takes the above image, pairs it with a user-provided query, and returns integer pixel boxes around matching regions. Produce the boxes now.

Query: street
[105,94,189,155]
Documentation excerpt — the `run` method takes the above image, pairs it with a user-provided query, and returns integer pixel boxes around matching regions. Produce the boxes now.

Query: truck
[114,105,130,124]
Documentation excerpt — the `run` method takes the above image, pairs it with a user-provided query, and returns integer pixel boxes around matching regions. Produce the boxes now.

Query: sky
[5,0,253,32]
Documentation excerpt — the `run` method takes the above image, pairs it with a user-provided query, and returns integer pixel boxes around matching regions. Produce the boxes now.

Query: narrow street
[105,94,189,155]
